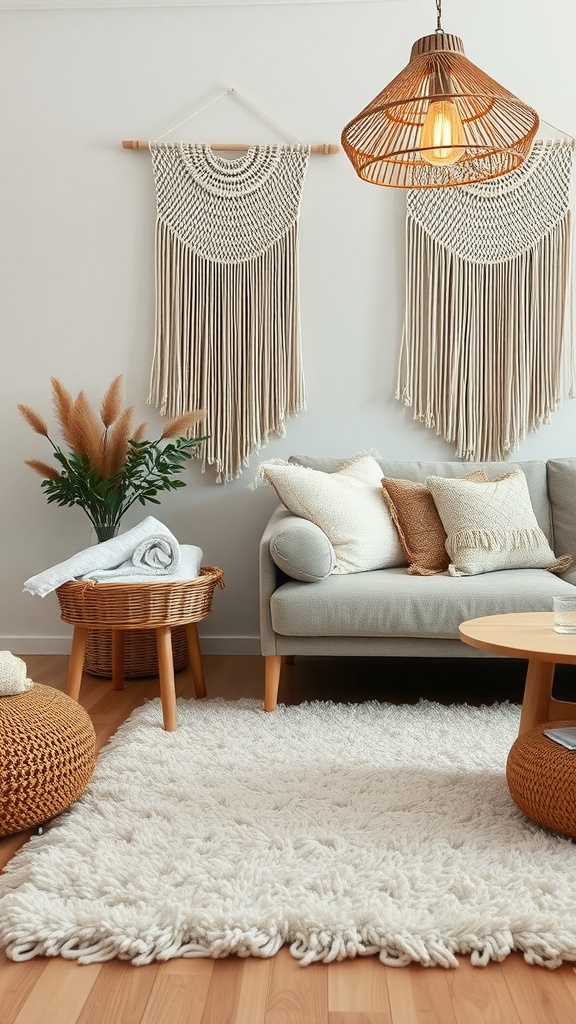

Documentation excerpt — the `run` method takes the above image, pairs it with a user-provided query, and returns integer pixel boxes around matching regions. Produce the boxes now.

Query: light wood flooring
[2,652,576,1024]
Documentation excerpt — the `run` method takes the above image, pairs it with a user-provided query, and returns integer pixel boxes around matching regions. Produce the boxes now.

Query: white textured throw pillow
[255,453,405,574]
[426,471,563,576]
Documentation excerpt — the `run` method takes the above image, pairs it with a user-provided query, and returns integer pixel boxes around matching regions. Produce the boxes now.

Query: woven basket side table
[57,567,224,732]
[506,720,576,839]
[0,683,96,837]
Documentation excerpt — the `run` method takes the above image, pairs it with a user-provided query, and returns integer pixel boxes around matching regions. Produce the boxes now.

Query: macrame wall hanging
[123,90,337,484]
[148,141,310,483]
[396,138,576,461]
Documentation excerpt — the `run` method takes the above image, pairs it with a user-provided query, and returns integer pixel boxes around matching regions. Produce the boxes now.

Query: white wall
[1,0,575,655]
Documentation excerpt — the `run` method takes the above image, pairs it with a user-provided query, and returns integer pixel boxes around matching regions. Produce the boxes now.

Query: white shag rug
[1,697,576,970]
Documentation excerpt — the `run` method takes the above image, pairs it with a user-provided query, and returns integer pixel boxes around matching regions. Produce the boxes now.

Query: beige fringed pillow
[426,471,572,577]
[381,472,487,575]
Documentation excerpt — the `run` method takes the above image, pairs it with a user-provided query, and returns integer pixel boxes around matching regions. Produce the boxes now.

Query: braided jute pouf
[0,683,96,837]
[506,721,576,840]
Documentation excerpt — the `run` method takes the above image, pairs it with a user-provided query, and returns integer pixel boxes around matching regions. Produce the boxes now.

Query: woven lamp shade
[341,32,540,188]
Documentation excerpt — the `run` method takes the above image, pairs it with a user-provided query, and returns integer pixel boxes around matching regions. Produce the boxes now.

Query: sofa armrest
[259,507,292,656]
[259,507,335,654]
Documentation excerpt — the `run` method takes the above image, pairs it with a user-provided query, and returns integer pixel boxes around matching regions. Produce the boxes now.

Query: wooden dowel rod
[122,139,339,154]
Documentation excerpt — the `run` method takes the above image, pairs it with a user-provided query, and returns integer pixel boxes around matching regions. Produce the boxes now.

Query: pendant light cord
[435,0,442,32]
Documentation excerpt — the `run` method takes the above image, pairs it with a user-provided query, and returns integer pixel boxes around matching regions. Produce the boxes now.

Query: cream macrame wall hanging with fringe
[397,139,576,462]
[146,141,310,484]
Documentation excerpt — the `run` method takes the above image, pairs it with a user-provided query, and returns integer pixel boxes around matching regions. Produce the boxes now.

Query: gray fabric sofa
[259,456,576,710]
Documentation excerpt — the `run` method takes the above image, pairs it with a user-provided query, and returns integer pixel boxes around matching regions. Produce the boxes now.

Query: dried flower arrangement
[19,376,207,541]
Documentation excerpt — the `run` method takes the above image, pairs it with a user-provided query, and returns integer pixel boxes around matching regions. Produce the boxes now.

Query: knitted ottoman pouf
[0,683,96,837]
[506,720,576,839]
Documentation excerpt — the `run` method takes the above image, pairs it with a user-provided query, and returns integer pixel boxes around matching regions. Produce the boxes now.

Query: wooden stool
[56,568,224,732]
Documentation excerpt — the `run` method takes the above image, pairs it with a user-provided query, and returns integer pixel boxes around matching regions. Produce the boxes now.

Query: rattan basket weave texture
[506,720,576,839]
[56,567,224,629]
[0,683,96,837]
[84,626,188,679]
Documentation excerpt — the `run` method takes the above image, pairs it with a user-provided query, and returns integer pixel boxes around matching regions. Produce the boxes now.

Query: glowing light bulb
[421,100,466,166]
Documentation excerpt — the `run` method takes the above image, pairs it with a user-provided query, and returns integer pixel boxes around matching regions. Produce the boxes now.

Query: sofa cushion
[270,567,576,639]
[255,452,405,574]
[381,472,487,576]
[269,515,335,582]
[425,471,570,577]
[290,457,553,543]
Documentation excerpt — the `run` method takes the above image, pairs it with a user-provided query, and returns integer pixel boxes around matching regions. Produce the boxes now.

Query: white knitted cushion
[255,453,405,574]
[426,471,569,577]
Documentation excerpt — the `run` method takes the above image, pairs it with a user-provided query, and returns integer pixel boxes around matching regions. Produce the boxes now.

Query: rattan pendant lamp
[341,0,540,188]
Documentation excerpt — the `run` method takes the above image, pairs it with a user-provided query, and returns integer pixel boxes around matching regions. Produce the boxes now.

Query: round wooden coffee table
[459,612,576,735]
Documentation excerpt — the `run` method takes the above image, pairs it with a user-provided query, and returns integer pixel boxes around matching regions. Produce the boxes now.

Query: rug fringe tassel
[3,926,573,968]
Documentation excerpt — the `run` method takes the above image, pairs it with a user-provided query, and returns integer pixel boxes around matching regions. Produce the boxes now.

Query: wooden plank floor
[1,652,576,1024]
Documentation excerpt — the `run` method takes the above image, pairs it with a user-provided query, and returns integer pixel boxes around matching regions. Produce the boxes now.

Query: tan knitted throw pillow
[381,472,487,576]
[426,471,572,577]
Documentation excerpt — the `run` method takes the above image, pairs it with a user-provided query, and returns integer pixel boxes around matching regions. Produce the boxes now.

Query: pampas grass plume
[161,410,205,439]
[50,378,76,449]
[69,392,105,467]
[25,459,61,480]
[104,406,135,477]
[18,405,49,437]
[100,375,124,428]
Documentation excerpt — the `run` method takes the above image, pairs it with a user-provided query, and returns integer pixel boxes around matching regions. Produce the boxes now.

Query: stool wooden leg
[111,629,125,691]
[185,622,207,699]
[156,625,177,731]
[518,659,556,735]
[66,626,88,701]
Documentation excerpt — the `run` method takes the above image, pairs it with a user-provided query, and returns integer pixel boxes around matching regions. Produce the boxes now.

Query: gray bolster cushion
[269,516,336,582]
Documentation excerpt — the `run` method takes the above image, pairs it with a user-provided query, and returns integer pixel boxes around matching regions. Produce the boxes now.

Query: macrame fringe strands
[397,140,576,462]
[148,142,310,484]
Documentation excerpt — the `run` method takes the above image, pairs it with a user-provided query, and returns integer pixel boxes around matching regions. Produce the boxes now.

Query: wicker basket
[57,568,224,678]
[84,625,189,679]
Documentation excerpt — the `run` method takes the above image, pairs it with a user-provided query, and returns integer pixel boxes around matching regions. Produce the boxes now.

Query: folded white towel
[23,517,181,598]
[0,651,34,696]
[85,533,182,581]
[82,544,203,585]
[134,536,181,571]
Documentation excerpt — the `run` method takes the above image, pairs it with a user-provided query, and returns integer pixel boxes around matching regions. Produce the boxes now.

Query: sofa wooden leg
[264,655,282,711]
